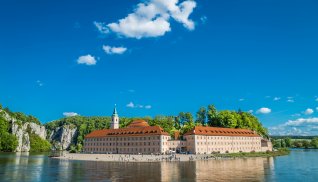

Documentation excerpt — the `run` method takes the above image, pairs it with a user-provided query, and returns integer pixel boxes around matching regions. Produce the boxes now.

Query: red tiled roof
[184,126,259,137]
[85,120,169,138]
[127,120,150,128]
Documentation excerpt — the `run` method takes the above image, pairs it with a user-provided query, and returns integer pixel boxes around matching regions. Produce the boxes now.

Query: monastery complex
[84,107,272,154]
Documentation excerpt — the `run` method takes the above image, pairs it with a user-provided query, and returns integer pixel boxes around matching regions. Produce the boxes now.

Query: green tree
[0,133,18,152]
[302,140,311,149]
[310,138,318,148]
[207,105,218,126]
[196,107,207,125]
[29,134,51,152]
[284,138,292,148]
[273,140,281,148]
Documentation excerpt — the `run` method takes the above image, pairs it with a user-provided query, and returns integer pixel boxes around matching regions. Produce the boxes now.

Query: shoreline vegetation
[52,149,290,163]
[214,148,290,158]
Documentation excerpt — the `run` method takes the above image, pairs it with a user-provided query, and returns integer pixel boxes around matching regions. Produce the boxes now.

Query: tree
[273,140,281,148]
[284,138,292,148]
[0,133,18,152]
[302,140,311,149]
[196,107,207,125]
[207,105,218,126]
[217,111,238,128]
[29,134,51,152]
[311,138,318,148]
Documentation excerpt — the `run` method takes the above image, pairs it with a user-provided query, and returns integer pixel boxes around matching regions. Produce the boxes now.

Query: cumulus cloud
[304,108,314,115]
[270,117,318,136]
[63,112,79,117]
[95,0,197,39]
[126,101,152,109]
[103,45,127,55]
[256,107,271,114]
[239,98,245,102]
[273,97,281,101]
[77,54,97,66]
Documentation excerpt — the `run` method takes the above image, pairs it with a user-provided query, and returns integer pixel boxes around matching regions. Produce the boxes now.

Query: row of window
[193,136,260,140]
[86,142,161,147]
[196,147,262,151]
[196,141,260,145]
[85,147,159,153]
[86,136,162,142]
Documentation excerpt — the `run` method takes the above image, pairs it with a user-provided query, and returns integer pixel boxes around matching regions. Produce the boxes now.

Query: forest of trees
[273,137,318,149]
[46,104,269,152]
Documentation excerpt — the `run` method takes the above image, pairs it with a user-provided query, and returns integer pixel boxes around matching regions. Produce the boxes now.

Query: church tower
[110,105,119,129]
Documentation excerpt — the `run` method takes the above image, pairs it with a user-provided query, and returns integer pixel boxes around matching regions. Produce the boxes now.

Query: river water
[0,149,317,182]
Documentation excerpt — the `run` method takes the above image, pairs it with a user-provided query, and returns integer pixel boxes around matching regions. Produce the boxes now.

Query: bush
[0,133,18,152]
[29,134,51,152]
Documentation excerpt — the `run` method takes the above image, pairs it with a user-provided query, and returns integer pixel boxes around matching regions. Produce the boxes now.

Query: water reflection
[0,153,276,182]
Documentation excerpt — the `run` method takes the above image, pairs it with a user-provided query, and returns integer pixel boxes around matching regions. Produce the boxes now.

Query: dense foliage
[1,106,41,125]
[272,137,318,149]
[0,115,18,152]
[29,133,51,152]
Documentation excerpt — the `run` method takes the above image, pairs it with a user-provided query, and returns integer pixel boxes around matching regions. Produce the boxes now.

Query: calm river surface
[0,149,317,182]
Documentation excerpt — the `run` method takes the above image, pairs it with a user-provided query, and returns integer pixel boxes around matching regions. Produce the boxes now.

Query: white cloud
[273,97,281,101]
[292,113,301,117]
[269,117,318,136]
[316,98,318,102]
[239,98,245,102]
[63,112,79,117]
[126,102,151,109]
[103,45,127,55]
[36,80,43,87]
[316,107,318,111]
[95,0,197,39]
[77,54,97,66]
[248,110,253,113]
[94,21,109,34]
[256,107,271,114]
[287,99,295,103]
[304,108,314,115]
[126,102,135,108]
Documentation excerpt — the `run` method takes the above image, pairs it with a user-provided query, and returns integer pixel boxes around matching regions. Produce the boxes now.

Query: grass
[213,148,290,158]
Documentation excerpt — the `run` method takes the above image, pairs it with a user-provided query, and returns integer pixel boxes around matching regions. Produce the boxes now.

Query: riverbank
[214,148,290,158]
[53,153,209,162]
[53,149,290,162]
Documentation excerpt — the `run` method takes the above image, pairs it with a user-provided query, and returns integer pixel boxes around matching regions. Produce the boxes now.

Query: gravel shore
[53,153,217,162]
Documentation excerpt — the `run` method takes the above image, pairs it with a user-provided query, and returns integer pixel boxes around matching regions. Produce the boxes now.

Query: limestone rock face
[0,109,47,152]
[49,125,78,150]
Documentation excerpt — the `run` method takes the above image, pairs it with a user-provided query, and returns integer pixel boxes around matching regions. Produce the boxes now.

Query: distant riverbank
[53,149,289,163]
[214,148,290,158]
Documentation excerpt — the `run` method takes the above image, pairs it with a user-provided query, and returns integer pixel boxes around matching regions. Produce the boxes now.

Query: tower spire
[113,104,118,116]
[110,104,119,129]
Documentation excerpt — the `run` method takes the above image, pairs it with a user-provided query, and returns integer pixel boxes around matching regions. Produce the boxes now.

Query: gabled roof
[85,120,169,138]
[184,126,259,137]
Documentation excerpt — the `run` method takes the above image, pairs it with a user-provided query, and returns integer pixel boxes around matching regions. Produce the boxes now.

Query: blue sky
[1,0,318,135]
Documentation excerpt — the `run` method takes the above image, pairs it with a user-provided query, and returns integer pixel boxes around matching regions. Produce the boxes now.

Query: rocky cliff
[0,109,47,152]
[48,125,78,150]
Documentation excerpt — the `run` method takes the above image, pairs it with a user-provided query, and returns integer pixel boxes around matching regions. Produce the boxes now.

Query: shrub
[29,134,51,152]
